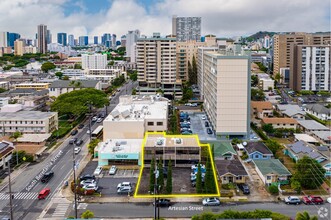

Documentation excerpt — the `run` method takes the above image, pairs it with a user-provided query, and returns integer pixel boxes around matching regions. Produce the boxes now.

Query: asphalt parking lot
[187,112,216,141]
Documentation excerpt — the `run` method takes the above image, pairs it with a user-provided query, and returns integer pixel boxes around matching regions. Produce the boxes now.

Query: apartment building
[14,39,25,56]
[37,24,47,54]
[273,33,330,76]
[0,111,58,135]
[15,83,50,91]
[136,35,182,98]
[290,45,330,91]
[257,73,275,91]
[103,95,169,140]
[85,68,125,84]
[125,30,140,62]
[172,16,201,42]
[198,49,250,138]
[81,54,107,70]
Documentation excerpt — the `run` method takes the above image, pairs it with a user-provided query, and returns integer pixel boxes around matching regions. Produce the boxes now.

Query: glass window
[147,122,154,126]
[157,122,163,126]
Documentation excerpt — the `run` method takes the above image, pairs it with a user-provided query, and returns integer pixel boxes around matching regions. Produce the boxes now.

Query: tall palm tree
[296,211,318,220]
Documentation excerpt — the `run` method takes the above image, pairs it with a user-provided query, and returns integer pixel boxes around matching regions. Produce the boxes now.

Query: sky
[0,0,330,41]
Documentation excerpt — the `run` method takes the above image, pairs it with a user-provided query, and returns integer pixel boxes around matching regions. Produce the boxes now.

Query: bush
[268,185,279,194]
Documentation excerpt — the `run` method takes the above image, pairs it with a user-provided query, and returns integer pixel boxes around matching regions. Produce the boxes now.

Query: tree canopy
[292,156,326,189]
[41,62,56,73]
[50,88,109,117]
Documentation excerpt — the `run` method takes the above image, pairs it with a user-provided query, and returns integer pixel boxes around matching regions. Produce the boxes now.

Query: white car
[191,164,205,170]
[327,197,331,204]
[97,118,103,123]
[185,103,192,106]
[80,179,96,187]
[117,182,132,190]
[201,115,206,120]
[83,184,98,191]
[93,166,103,175]
[92,116,98,122]
[109,165,117,175]
[74,147,81,154]
[202,198,220,206]
[87,129,91,134]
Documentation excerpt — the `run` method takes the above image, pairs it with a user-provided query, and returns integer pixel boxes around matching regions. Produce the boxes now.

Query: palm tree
[296,211,318,220]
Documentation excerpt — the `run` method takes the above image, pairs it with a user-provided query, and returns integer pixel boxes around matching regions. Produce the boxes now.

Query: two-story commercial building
[48,80,102,97]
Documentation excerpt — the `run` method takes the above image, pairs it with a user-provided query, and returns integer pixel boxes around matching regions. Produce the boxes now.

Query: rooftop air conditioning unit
[176,138,182,144]
[157,139,163,145]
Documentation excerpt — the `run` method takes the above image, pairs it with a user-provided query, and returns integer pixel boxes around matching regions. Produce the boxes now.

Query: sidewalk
[0,163,30,191]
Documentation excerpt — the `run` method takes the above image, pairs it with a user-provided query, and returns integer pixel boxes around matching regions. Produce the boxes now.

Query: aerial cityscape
[0,0,330,220]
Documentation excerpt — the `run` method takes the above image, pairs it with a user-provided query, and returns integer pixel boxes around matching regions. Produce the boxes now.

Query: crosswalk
[0,192,39,200]
[52,203,70,217]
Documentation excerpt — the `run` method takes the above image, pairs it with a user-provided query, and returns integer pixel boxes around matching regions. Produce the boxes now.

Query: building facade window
[157,122,163,126]
[147,122,154,126]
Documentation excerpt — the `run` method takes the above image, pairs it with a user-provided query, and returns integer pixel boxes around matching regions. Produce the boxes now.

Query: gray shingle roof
[277,104,306,117]
[49,80,99,88]
[297,120,330,131]
[246,142,273,155]
[0,111,57,120]
[305,104,331,115]
[215,159,248,176]
[287,141,324,159]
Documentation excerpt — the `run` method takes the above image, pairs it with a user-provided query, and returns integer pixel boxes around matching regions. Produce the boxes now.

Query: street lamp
[72,143,78,219]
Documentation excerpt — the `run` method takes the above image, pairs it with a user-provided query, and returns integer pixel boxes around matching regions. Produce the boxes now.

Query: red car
[38,188,50,200]
[302,195,324,205]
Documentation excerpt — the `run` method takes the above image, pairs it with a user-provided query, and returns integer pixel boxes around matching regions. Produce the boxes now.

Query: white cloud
[0,0,329,41]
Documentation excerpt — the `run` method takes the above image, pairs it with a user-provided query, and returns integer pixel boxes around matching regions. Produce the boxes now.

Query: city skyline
[0,0,329,41]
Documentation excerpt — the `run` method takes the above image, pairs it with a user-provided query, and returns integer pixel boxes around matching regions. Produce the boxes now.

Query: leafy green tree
[74,64,82,69]
[296,211,318,220]
[181,82,193,102]
[251,88,265,101]
[41,62,56,73]
[129,71,138,81]
[149,157,156,193]
[196,163,203,193]
[62,76,69,80]
[204,159,216,193]
[166,160,172,194]
[192,55,197,85]
[81,210,94,219]
[251,75,258,86]
[0,88,7,93]
[131,88,137,95]
[275,73,281,82]
[88,139,100,155]
[55,72,63,79]
[264,139,282,155]
[50,88,109,117]
[188,61,193,85]
[292,156,326,189]
[262,124,274,134]
[157,159,164,191]
[10,131,22,145]
[268,185,279,194]
[290,179,302,193]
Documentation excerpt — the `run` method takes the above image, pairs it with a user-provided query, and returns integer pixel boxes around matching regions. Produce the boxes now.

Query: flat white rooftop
[98,139,143,154]
[104,95,168,122]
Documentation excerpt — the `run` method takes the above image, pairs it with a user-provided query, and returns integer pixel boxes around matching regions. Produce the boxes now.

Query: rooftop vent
[156,138,164,146]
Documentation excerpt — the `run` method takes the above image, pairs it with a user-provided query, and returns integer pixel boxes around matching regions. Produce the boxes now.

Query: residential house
[245,142,273,160]
[49,80,102,97]
[285,141,327,163]
[311,130,331,145]
[293,133,319,144]
[251,101,273,119]
[215,158,248,184]
[253,159,292,186]
[212,142,237,160]
[304,104,331,121]
[0,140,14,170]
[261,118,298,129]
[16,133,51,160]
[297,120,330,133]
[277,104,306,119]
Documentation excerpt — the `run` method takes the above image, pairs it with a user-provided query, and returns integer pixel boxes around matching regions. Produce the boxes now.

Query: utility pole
[88,104,92,142]
[73,144,78,219]
[153,146,158,220]
[8,161,14,220]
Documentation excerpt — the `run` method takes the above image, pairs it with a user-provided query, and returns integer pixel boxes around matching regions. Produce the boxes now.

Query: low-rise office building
[103,95,169,140]
[15,83,50,91]
[0,111,58,135]
[257,73,274,91]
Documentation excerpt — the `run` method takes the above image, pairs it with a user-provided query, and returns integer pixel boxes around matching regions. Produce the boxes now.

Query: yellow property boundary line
[134,131,220,198]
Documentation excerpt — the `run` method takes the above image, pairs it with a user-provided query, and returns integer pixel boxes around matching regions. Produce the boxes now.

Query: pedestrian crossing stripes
[0,192,39,200]
[52,203,70,217]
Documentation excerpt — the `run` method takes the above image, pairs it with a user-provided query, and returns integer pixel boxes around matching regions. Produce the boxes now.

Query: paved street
[0,81,137,220]
[69,201,331,219]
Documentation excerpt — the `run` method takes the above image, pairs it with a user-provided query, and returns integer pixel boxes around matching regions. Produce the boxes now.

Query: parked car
[205,121,209,127]
[191,103,198,107]
[87,129,91,134]
[117,186,133,194]
[83,184,99,191]
[302,195,324,205]
[41,171,54,183]
[97,118,103,123]
[92,116,98,122]
[238,184,250,194]
[69,138,78,145]
[38,188,50,200]
[327,197,331,204]
[181,131,192,135]
[75,139,83,146]
[284,196,301,205]
[191,164,205,170]
[78,124,84,129]
[117,182,132,190]
[202,198,220,206]
[80,179,96,187]
[181,124,190,128]
[71,130,78,136]
[206,128,213,134]
[93,166,103,175]
[191,173,205,182]
[153,199,171,207]
[201,115,206,120]
[185,103,192,106]
[74,147,81,154]
[79,174,95,181]
[191,167,206,175]
[109,165,117,175]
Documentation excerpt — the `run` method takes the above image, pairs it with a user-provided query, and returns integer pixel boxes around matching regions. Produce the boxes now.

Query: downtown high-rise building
[102,33,111,46]
[112,34,116,48]
[79,36,88,46]
[125,30,140,62]
[172,16,201,42]
[8,33,21,47]
[14,39,25,56]
[46,30,52,44]
[94,36,98,45]
[68,34,75,46]
[0,32,8,47]
[57,33,67,46]
[37,24,47,53]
